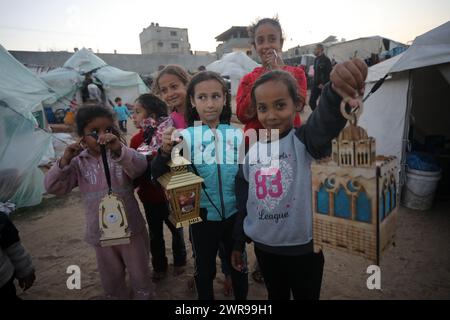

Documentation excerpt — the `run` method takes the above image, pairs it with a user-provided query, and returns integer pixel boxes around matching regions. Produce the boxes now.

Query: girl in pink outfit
[153,65,190,129]
[44,106,154,300]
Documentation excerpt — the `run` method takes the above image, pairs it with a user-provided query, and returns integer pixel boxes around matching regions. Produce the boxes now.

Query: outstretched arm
[296,58,368,159]
[295,83,346,159]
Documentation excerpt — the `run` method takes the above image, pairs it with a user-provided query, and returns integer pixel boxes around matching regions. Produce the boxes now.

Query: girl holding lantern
[232,59,368,300]
[152,71,248,300]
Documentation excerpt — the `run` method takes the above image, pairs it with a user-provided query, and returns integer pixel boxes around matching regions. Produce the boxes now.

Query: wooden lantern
[311,100,397,264]
[157,153,204,228]
[99,194,131,247]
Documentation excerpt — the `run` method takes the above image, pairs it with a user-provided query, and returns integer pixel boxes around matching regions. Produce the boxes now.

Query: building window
[170,31,177,36]
[295,49,299,56]
[171,43,179,49]
[158,42,163,47]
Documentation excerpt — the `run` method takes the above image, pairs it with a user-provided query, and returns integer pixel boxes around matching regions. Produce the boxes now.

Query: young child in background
[152,71,248,300]
[232,59,368,300]
[114,97,131,133]
[154,65,236,295]
[130,93,187,281]
[236,17,307,137]
[236,17,309,282]
[45,106,154,300]
[0,213,35,300]
[153,65,191,130]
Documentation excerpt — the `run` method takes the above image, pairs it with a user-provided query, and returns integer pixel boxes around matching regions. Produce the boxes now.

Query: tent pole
[399,70,414,196]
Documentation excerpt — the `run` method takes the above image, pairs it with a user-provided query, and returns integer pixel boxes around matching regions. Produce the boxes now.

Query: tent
[40,48,149,114]
[0,44,56,208]
[359,21,450,190]
[206,51,259,96]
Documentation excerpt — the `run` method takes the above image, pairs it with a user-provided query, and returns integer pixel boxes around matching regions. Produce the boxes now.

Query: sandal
[252,270,264,283]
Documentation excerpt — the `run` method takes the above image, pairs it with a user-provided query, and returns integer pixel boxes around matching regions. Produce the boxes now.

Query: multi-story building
[140,22,191,55]
[215,26,253,59]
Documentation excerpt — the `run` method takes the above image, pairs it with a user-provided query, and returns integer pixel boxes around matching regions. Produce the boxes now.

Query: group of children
[0,17,368,301]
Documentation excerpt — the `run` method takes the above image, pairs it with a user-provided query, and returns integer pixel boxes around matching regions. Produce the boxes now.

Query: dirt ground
[9,111,450,300]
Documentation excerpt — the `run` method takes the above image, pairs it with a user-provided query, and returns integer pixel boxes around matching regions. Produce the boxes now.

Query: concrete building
[215,26,253,59]
[140,22,191,55]
[9,50,216,76]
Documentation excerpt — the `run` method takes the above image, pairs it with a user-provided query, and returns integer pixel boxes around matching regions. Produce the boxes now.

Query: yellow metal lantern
[157,152,204,228]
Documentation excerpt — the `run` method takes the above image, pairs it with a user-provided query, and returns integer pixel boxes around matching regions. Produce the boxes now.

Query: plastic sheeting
[0,45,56,114]
[390,21,450,73]
[0,101,52,207]
[40,48,149,107]
[365,53,404,83]
[0,45,55,208]
[206,52,259,96]
[359,73,410,163]
[63,48,107,73]
[40,67,81,100]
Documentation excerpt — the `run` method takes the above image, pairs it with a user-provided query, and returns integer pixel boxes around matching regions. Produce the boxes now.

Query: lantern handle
[340,97,363,126]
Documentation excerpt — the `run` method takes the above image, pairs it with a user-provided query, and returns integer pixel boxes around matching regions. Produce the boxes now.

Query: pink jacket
[44,145,148,246]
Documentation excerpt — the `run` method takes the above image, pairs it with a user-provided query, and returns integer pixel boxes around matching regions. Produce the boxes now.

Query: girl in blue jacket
[152,71,248,300]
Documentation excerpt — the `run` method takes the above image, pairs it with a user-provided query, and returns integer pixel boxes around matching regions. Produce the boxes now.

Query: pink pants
[94,231,154,300]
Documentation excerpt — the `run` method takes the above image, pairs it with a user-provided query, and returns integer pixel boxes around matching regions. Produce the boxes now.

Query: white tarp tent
[359,21,450,186]
[206,52,259,96]
[0,44,56,208]
[41,48,149,113]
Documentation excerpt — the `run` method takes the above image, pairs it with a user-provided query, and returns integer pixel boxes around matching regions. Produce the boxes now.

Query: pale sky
[0,0,449,54]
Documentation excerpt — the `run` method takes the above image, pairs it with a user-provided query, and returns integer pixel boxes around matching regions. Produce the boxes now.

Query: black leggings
[254,246,324,300]
[118,120,127,132]
[143,202,187,272]
[190,214,248,300]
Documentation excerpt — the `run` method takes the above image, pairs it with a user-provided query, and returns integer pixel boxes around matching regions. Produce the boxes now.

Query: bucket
[401,168,441,210]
